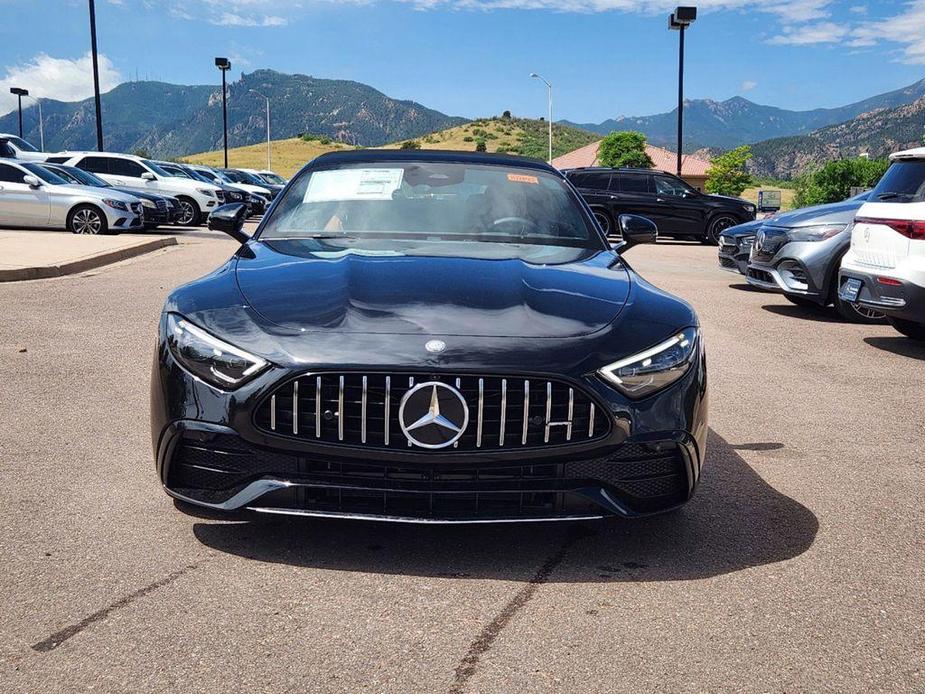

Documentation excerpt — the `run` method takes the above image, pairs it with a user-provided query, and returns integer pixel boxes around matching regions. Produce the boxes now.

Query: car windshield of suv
[260,173,286,185]
[870,161,925,203]
[61,167,112,187]
[141,159,173,177]
[211,170,233,183]
[157,164,191,179]
[259,162,600,252]
[235,170,266,185]
[221,169,247,183]
[8,136,38,152]
[22,162,68,185]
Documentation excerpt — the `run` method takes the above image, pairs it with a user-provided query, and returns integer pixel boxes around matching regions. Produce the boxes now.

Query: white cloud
[767,21,847,45]
[211,12,288,27]
[741,80,757,92]
[0,52,121,116]
[849,0,925,64]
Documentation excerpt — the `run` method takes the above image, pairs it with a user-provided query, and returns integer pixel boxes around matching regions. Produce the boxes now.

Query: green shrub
[705,146,754,196]
[463,136,474,142]
[475,139,487,152]
[400,140,422,150]
[794,157,889,206]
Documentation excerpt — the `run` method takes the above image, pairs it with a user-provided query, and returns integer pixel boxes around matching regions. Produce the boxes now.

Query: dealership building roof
[551,141,712,180]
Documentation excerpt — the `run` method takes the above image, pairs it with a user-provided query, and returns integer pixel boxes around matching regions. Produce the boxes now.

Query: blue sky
[0,0,923,122]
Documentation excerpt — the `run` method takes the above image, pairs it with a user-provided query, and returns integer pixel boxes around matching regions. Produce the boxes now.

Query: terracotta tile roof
[551,141,711,178]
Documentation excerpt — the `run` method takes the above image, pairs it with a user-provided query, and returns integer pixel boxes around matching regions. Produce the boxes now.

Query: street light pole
[215,58,231,168]
[25,95,44,151]
[249,89,271,170]
[530,73,553,163]
[88,0,104,150]
[669,7,697,178]
[9,88,27,138]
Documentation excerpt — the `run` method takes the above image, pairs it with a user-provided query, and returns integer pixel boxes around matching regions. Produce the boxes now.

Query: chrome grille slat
[521,380,530,446]
[292,380,299,435]
[256,372,609,451]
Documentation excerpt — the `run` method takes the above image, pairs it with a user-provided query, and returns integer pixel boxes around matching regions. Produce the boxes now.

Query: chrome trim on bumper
[246,507,606,524]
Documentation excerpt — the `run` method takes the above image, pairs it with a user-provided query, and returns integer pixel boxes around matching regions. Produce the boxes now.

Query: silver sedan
[0,160,144,234]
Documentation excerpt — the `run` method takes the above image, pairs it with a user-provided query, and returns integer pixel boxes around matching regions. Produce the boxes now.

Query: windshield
[159,164,192,179]
[212,169,233,183]
[235,170,266,185]
[8,136,38,152]
[141,159,173,177]
[41,166,80,184]
[259,172,286,185]
[186,168,215,183]
[62,167,111,187]
[870,161,925,203]
[259,161,600,250]
[23,162,69,185]
[221,169,246,183]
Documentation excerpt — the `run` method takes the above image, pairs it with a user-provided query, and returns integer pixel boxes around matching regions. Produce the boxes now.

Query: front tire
[68,205,109,235]
[785,295,817,308]
[703,214,738,245]
[175,197,201,226]
[888,317,925,341]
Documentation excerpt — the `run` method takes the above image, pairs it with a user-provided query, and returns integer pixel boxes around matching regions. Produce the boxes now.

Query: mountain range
[0,69,466,158]
[564,78,925,153]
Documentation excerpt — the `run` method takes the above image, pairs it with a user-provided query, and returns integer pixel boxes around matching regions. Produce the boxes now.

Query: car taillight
[856,217,925,240]
[877,276,902,287]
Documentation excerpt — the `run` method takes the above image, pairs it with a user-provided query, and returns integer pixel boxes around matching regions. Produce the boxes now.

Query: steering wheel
[491,217,540,236]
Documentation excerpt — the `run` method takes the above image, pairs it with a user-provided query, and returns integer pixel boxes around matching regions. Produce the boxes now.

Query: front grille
[166,434,689,517]
[130,202,142,214]
[719,256,736,269]
[254,373,611,452]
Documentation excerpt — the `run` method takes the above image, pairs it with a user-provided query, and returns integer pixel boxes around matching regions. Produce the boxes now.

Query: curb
[0,237,179,283]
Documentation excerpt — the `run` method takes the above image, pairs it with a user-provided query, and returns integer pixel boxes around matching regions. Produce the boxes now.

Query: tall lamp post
[9,88,27,138]
[88,0,104,150]
[669,6,697,178]
[215,57,231,168]
[530,73,553,163]
[249,89,271,170]
[25,95,44,151]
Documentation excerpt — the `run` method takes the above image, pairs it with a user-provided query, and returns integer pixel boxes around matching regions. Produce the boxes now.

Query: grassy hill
[183,116,600,178]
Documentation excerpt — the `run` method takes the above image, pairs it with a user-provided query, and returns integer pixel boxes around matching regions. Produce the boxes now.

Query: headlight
[141,199,156,208]
[196,188,215,198]
[165,313,269,390]
[787,224,847,242]
[743,204,756,212]
[597,328,700,399]
[102,198,128,211]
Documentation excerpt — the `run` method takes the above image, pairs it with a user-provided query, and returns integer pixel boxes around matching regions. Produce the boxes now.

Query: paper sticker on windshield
[304,168,404,203]
[507,173,539,185]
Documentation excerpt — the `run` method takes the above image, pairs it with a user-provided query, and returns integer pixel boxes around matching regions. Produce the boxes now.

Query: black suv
[564,167,756,244]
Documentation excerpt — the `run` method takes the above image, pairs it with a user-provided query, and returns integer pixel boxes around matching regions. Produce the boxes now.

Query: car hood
[771,198,865,228]
[707,194,749,205]
[59,184,140,203]
[233,240,631,339]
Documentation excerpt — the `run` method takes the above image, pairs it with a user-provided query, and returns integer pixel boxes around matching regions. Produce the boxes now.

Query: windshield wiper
[876,192,913,200]
[266,233,357,241]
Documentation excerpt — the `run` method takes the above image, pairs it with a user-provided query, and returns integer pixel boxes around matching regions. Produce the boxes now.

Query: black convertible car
[151,150,708,523]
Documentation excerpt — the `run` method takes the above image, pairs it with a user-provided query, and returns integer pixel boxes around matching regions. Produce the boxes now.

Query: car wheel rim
[74,209,101,234]
[178,202,195,225]
[851,303,885,320]
[594,211,611,237]
[711,216,735,240]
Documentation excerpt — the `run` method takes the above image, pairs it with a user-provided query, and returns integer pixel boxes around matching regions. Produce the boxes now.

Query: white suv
[51,152,223,226]
[839,147,925,341]
[0,133,48,161]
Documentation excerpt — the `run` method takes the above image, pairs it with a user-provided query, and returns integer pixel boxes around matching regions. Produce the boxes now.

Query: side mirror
[683,190,697,199]
[22,174,42,188]
[616,214,658,248]
[207,203,250,244]
[141,172,156,181]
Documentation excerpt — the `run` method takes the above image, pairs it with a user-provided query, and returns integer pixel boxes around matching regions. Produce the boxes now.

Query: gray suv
[745,192,884,323]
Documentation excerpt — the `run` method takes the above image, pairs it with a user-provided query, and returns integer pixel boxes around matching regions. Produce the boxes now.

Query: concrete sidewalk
[0,230,178,282]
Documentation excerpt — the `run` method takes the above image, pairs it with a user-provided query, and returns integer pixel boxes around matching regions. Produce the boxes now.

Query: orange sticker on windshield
[507,173,539,185]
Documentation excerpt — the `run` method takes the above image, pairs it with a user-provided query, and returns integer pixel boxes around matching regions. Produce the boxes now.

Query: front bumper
[151,347,708,523]
[718,236,753,275]
[746,237,843,305]
[838,264,925,322]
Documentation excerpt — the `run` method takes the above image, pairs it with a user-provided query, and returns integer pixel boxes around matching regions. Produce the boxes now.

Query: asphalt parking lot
[1,231,923,693]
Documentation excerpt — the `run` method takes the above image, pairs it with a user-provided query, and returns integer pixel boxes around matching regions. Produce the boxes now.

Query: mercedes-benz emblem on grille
[425,339,446,354]
[399,382,469,449]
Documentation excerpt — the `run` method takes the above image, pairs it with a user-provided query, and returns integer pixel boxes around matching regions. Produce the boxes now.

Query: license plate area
[840,278,862,302]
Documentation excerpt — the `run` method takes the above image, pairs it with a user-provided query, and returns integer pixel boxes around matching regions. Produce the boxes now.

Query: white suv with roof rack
[0,133,48,161]
[47,152,223,225]
[838,146,925,341]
